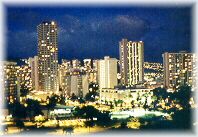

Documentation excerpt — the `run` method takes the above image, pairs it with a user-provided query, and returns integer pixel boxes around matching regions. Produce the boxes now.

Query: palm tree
[143,98,148,110]
[117,99,123,107]
[174,85,191,109]
[131,100,135,109]
[78,97,85,104]
[84,120,95,133]
[26,99,43,121]
[114,99,118,107]
[85,91,99,102]
[70,93,78,101]
[120,121,127,129]
[20,84,29,97]
[15,120,25,132]
[46,94,58,119]
[59,94,66,105]
[153,87,168,100]
[110,101,114,109]
[62,126,74,134]
[10,101,27,120]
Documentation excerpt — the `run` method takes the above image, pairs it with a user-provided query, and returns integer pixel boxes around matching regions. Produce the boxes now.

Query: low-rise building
[100,87,153,107]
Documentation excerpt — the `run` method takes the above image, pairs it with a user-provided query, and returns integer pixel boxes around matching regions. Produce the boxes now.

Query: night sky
[6,5,192,63]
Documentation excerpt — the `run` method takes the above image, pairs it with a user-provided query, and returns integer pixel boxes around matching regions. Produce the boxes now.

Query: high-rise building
[59,59,71,92]
[93,60,99,71]
[163,51,196,90]
[29,56,39,91]
[144,62,164,89]
[37,21,59,92]
[83,59,92,72]
[71,75,81,97]
[61,59,71,71]
[82,74,89,97]
[119,39,144,87]
[70,74,89,97]
[92,59,99,83]
[72,59,81,69]
[88,70,97,83]
[60,74,71,97]
[119,39,128,85]
[98,56,117,89]
[83,59,98,84]
[16,65,32,91]
[0,61,20,104]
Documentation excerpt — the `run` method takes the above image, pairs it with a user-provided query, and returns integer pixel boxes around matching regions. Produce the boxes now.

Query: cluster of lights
[59,58,99,96]
[144,62,163,71]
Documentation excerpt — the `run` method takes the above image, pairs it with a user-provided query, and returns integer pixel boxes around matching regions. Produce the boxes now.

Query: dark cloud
[6,6,191,62]
[57,14,149,60]
[6,30,37,58]
[95,15,149,40]
[7,10,43,31]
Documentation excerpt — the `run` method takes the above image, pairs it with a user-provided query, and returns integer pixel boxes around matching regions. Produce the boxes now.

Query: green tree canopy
[20,84,29,97]
[26,98,43,119]
[173,85,192,109]
[9,101,27,120]
[85,91,99,102]
[152,87,168,100]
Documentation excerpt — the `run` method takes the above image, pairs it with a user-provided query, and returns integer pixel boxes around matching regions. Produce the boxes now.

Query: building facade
[0,62,20,104]
[70,74,89,97]
[37,21,59,92]
[29,56,39,91]
[119,39,144,87]
[144,62,164,89]
[72,59,81,69]
[98,56,118,89]
[16,64,32,91]
[83,59,92,72]
[163,51,196,90]
[58,60,71,92]
[119,39,128,85]
[61,74,71,96]
[100,88,152,107]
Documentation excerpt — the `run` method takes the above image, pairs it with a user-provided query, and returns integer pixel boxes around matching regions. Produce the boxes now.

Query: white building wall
[98,56,117,89]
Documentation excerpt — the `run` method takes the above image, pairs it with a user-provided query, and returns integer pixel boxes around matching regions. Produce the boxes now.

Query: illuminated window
[51,21,55,25]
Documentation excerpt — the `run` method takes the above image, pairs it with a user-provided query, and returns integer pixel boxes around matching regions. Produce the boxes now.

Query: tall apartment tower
[163,51,196,90]
[119,39,128,85]
[98,56,117,89]
[37,21,59,92]
[29,56,39,91]
[119,39,144,87]
[0,61,20,104]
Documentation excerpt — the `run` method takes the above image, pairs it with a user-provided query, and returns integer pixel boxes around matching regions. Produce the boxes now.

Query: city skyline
[6,5,192,63]
[1,4,197,135]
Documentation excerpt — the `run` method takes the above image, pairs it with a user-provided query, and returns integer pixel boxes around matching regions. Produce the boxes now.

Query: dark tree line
[73,105,111,128]
[141,85,193,130]
[8,98,43,130]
